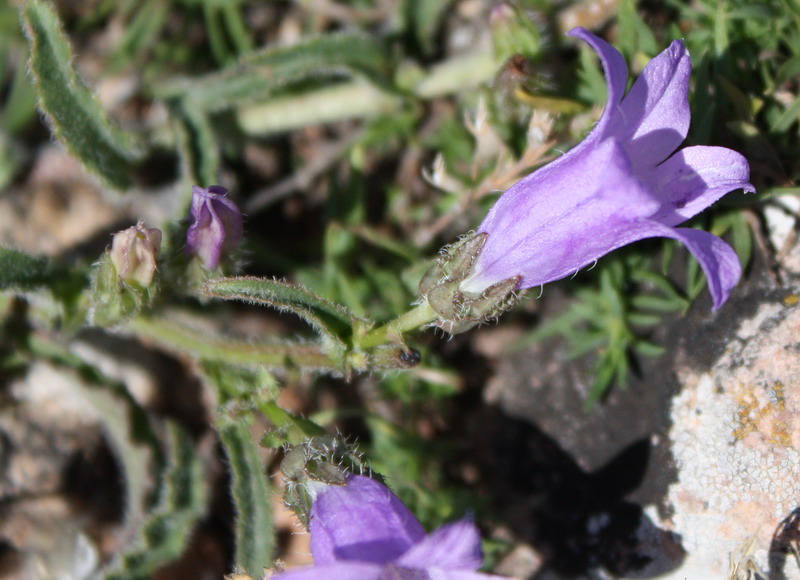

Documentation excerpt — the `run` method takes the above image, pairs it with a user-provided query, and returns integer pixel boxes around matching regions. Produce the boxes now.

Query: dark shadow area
[481,409,684,579]
[768,507,800,580]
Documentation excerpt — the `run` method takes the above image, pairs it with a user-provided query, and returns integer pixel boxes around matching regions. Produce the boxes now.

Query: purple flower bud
[109,221,162,288]
[186,185,243,269]
[459,28,754,311]
[276,475,508,579]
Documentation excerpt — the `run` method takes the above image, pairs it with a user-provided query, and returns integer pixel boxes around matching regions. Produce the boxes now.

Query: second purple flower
[186,185,244,270]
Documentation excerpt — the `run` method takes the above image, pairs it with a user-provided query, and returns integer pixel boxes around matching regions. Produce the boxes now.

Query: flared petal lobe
[606,39,691,171]
[566,27,628,152]
[645,145,755,225]
[310,476,426,565]
[613,223,742,310]
[395,520,483,570]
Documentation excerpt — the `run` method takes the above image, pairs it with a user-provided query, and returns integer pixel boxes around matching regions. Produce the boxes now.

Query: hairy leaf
[219,419,275,576]
[156,32,392,111]
[21,0,144,190]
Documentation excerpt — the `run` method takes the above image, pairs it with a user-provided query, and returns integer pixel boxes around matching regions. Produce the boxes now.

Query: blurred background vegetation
[0,0,797,578]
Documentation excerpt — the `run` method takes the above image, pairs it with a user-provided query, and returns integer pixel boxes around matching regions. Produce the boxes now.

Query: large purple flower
[186,185,243,269]
[460,28,754,310]
[277,475,507,579]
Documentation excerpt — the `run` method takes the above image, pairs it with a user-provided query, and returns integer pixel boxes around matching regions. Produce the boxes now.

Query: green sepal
[89,253,158,327]
[218,418,275,577]
[419,233,522,334]
[280,435,377,528]
[20,0,145,190]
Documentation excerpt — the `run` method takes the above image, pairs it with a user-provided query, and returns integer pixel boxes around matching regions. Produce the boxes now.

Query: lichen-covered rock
[661,293,800,579]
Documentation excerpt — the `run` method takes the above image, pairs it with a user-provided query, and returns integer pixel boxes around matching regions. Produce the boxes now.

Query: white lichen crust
[662,298,800,579]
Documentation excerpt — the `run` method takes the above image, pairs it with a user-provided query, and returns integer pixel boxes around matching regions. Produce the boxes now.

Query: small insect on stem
[398,348,421,367]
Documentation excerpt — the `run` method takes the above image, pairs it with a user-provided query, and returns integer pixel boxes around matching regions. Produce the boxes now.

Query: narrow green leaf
[630,294,684,313]
[633,340,667,357]
[107,422,207,580]
[155,33,392,111]
[219,419,274,576]
[204,276,360,342]
[770,93,800,133]
[237,81,400,136]
[406,0,452,54]
[111,0,170,69]
[172,101,220,186]
[21,0,144,189]
[0,246,53,290]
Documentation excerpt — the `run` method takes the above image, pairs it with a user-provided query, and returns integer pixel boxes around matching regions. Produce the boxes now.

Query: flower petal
[277,563,383,580]
[567,28,628,148]
[464,138,659,292]
[635,224,742,310]
[395,520,482,571]
[311,476,426,566]
[574,220,742,310]
[607,40,692,171]
[379,568,509,580]
[645,145,755,225]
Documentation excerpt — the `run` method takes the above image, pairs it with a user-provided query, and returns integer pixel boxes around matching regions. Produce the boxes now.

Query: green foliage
[0,246,53,290]
[204,276,363,346]
[522,255,688,407]
[155,32,393,112]
[21,0,145,190]
[403,0,453,55]
[671,0,799,185]
[107,423,207,580]
[172,100,220,187]
[218,419,275,576]
[1,0,785,575]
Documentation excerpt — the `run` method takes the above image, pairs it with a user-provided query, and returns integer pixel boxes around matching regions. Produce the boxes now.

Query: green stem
[127,316,338,370]
[359,302,437,349]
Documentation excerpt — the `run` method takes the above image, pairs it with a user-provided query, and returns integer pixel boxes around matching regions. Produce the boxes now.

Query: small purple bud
[186,185,243,270]
[109,221,162,288]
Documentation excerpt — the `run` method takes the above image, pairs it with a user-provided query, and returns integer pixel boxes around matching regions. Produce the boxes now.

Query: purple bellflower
[277,475,507,580]
[186,185,243,269]
[459,28,754,310]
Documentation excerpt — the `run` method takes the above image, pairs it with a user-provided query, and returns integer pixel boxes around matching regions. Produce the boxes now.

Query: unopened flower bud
[186,185,243,270]
[110,221,161,288]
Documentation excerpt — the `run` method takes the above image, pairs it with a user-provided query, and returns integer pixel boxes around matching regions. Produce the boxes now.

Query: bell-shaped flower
[186,185,243,270]
[459,27,754,310]
[276,475,508,579]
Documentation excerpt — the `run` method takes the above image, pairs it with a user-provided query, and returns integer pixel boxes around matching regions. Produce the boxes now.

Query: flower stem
[127,315,338,370]
[359,302,437,349]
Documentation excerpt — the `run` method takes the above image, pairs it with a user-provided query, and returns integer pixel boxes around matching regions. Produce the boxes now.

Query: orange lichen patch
[783,294,800,306]
[732,381,793,448]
